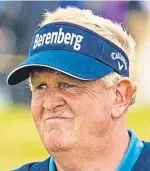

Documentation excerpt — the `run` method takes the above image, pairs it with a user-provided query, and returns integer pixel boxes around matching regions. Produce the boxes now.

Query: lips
[43,108,74,121]
[45,117,71,124]
[44,113,72,121]
[47,116,70,120]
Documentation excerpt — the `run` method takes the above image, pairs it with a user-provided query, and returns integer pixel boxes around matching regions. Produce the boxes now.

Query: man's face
[30,69,115,154]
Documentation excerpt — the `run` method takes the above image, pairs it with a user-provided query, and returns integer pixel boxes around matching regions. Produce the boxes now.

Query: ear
[112,78,134,119]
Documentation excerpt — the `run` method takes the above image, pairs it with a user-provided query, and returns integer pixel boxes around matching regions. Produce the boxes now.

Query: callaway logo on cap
[111,52,128,71]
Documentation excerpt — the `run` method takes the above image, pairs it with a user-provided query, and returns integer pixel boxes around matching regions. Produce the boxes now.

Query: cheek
[93,92,114,122]
[31,93,44,121]
[70,92,113,133]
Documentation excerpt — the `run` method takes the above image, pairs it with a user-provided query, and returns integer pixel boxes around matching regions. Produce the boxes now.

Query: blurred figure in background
[0,1,60,106]
[100,1,128,27]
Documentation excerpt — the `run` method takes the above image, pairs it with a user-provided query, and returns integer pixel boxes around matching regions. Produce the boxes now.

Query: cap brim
[7,50,114,85]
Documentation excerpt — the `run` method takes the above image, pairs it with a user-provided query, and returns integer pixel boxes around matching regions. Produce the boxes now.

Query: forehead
[30,67,86,83]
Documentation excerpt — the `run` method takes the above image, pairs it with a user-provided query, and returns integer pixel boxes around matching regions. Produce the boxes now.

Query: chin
[46,141,65,153]
[43,129,78,153]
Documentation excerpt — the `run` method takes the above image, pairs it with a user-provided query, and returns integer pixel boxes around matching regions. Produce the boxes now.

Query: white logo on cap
[111,52,128,71]
[33,28,83,51]
[118,61,124,71]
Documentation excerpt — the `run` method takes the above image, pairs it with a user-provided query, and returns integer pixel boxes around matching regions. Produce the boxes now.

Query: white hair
[37,7,136,106]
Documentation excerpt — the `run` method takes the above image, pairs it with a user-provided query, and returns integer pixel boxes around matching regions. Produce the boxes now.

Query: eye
[58,82,74,88]
[35,83,47,90]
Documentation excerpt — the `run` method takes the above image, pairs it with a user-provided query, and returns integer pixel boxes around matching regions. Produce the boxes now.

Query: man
[7,7,150,171]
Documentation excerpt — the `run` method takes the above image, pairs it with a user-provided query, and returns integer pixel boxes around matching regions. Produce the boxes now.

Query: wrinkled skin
[30,69,116,153]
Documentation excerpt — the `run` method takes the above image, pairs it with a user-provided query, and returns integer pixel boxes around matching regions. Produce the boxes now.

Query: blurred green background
[0,105,49,171]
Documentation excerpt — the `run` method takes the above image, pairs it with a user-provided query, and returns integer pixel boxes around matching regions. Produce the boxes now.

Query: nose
[43,87,66,112]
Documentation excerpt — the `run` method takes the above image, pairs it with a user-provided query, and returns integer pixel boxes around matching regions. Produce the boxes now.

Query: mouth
[44,110,73,122]
[46,116,71,122]
[48,117,69,120]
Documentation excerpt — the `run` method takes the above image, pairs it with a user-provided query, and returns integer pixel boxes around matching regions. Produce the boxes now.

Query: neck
[51,119,130,171]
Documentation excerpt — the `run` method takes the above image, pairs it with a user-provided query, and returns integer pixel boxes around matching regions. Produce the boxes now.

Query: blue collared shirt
[49,129,144,171]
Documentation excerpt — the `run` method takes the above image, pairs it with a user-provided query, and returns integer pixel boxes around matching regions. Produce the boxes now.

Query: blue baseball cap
[7,22,129,85]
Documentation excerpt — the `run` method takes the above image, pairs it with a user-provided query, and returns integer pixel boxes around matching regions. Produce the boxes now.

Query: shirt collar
[49,156,57,171]
[49,129,144,171]
[117,129,144,171]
